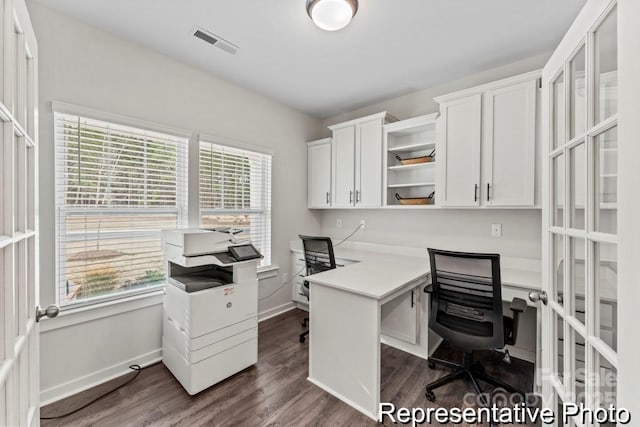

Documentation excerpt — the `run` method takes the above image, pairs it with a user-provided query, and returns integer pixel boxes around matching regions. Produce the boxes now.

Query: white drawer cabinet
[435,71,540,208]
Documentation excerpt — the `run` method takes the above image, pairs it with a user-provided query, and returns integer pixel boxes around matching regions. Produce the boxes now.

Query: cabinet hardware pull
[487,183,490,202]
[349,190,353,204]
[474,184,478,202]
[356,190,360,203]
[411,290,415,308]
[326,192,330,204]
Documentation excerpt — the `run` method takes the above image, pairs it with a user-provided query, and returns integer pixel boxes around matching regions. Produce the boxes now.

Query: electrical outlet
[337,218,342,228]
[491,223,502,237]
[360,219,366,229]
[282,273,289,284]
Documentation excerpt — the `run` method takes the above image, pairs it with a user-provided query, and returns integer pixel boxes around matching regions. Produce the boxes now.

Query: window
[199,140,272,267]
[54,112,188,306]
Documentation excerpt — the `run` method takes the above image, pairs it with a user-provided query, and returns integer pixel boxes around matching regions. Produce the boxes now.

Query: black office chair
[424,248,528,406]
[298,235,337,343]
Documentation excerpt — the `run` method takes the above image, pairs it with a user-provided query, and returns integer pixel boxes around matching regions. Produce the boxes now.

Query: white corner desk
[290,241,542,421]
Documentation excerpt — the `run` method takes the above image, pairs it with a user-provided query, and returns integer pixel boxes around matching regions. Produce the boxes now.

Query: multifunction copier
[161,228,262,395]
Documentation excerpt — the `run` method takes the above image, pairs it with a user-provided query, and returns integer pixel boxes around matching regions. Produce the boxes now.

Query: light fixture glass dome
[306,0,358,32]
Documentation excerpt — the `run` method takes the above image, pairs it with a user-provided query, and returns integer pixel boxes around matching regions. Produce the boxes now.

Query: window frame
[52,102,191,309]
[197,134,273,268]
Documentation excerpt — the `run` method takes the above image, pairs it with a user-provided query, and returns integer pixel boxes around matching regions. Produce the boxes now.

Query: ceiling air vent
[192,26,239,55]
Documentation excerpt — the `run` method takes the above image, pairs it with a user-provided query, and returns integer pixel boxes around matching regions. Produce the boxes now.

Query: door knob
[528,291,548,305]
[36,305,60,322]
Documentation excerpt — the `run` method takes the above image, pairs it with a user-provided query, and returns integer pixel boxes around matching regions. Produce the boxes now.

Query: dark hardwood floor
[41,309,539,426]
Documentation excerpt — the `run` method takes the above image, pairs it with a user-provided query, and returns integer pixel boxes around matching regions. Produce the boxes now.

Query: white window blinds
[54,112,188,306]
[199,140,272,267]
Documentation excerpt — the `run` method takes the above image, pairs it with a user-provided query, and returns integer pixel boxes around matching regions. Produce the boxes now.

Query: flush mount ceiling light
[306,0,358,31]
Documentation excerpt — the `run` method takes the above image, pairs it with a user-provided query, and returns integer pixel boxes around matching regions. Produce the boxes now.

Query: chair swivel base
[425,352,525,407]
[299,317,309,343]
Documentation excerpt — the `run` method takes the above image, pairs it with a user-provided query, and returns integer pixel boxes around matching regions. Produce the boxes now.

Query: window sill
[40,289,165,333]
[42,266,280,332]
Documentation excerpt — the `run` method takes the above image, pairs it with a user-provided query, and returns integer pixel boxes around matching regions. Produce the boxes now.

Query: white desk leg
[308,283,381,420]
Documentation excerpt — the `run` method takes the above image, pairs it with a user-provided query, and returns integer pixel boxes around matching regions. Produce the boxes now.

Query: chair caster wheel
[428,361,436,369]
[299,336,306,343]
[425,390,436,402]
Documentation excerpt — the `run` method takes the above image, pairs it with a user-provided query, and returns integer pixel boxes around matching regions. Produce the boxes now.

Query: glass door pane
[552,233,564,306]
[594,126,617,234]
[570,45,586,139]
[570,237,586,326]
[595,241,617,352]
[594,7,618,124]
[553,155,564,227]
[553,72,566,150]
[569,142,586,229]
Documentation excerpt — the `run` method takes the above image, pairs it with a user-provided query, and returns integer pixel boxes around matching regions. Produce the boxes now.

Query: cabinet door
[483,80,537,206]
[355,118,383,207]
[332,126,356,208]
[439,94,482,206]
[308,141,332,208]
[381,287,419,344]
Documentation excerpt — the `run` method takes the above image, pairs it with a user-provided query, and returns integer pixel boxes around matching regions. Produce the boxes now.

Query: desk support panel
[308,283,381,420]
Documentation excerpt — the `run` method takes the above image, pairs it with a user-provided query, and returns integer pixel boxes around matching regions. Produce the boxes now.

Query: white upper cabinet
[435,71,540,208]
[482,79,537,206]
[332,125,357,208]
[355,118,384,207]
[329,112,396,208]
[437,94,482,207]
[307,138,332,208]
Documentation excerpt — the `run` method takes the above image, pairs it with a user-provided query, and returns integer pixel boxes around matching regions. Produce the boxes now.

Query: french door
[541,0,619,425]
[0,0,44,425]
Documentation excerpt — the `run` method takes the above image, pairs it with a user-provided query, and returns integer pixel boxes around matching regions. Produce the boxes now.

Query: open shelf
[388,162,435,171]
[388,141,436,153]
[387,182,435,188]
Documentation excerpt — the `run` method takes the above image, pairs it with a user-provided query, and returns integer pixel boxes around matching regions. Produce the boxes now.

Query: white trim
[197,132,274,155]
[50,101,192,139]
[39,350,162,406]
[433,70,542,104]
[258,301,296,322]
[328,111,398,131]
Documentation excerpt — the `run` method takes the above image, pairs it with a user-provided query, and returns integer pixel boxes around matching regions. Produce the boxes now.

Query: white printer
[161,228,262,395]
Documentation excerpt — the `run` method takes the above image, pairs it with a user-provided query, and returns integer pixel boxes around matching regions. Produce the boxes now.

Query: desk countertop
[292,242,542,301]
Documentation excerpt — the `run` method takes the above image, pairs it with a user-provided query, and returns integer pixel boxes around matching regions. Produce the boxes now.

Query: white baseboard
[258,301,296,322]
[40,349,162,406]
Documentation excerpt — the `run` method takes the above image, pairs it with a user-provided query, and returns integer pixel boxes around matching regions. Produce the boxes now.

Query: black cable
[40,364,143,420]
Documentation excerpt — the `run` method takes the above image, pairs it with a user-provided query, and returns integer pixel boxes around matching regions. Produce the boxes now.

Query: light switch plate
[337,218,342,228]
[491,223,502,237]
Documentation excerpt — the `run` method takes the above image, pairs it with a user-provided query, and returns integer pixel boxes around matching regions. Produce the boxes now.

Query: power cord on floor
[258,223,364,301]
[40,364,143,420]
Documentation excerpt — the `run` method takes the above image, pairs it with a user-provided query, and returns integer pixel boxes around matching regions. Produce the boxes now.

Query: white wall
[28,2,323,403]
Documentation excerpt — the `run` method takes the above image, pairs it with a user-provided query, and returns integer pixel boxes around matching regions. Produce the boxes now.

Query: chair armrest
[505,297,527,346]
[423,284,433,294]
[510,297,528,313]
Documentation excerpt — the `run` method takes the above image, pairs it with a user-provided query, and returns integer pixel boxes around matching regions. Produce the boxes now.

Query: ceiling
[32,0,585,118]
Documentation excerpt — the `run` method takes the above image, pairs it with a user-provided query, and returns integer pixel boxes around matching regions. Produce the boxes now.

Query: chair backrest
[427,248,505,351]
[299,235,336,277]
